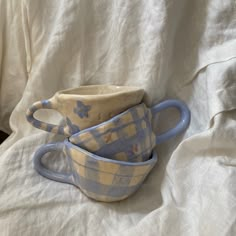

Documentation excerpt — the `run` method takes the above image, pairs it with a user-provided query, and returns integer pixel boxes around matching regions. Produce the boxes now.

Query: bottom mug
[33,140,158,202]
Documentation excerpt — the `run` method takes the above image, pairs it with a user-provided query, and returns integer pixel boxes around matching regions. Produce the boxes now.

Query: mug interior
[67,140,157,169]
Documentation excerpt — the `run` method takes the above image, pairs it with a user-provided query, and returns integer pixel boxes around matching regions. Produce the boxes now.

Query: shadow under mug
[69,99,191,162]
[33,140,157,202]
[26,85,144,136]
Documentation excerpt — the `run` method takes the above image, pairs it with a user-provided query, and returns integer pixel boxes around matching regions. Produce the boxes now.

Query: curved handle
[151,99,191,144]
[33,142,74,185]
[26,99,67,135]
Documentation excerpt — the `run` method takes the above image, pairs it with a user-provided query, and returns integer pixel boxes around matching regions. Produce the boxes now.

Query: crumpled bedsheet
[0,0,236,235]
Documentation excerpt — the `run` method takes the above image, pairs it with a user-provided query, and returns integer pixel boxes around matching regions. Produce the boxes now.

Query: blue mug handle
[33,142,74,185]
[151,99,191,144]
[26,100,68,136]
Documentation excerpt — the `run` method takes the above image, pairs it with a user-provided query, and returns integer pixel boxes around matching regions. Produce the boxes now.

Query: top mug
[26,85,144,136]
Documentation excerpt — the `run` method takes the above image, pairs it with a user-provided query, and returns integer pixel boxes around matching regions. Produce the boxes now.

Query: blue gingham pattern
[66,141,157,202]
[69,103,156,162]
[26,100,55,131]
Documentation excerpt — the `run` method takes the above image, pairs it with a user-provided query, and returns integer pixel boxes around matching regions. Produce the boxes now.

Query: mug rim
[65,139,157,167]
[69,103,149,138]
[55,85,144,98]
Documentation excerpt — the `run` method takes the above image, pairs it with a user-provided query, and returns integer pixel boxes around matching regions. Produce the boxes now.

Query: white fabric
[0,0,236,235]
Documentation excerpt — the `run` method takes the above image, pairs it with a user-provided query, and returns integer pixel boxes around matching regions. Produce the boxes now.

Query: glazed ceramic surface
[26,85,144,136]
[69,100,191,162]
[33,140,157,202]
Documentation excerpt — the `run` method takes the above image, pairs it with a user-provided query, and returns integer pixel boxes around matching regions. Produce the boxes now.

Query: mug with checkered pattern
[26,85,144,136]
[33,140,157,202]
[69,100,191,162]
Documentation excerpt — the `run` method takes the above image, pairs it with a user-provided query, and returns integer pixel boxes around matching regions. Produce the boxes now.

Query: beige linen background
[0,0,236,235]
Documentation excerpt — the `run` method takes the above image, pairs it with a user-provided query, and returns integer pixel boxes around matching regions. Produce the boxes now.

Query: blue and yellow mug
[26,85,144,136]
[33,140,157,202]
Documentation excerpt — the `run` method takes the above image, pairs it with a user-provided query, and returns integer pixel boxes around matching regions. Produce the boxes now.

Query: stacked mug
[26,85,191,202]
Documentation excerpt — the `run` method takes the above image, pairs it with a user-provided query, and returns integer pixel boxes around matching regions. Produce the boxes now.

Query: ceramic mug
[33,140,157,202]
[69,100,191,162]
[26,85,144,136]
